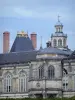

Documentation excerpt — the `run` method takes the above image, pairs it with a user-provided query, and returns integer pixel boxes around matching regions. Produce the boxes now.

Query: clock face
[36,82,40,87]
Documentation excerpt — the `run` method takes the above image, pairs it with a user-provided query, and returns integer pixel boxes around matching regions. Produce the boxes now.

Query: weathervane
[58,15,61,22]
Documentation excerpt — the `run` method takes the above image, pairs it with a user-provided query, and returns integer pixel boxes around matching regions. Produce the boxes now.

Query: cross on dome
[58,15,61,22]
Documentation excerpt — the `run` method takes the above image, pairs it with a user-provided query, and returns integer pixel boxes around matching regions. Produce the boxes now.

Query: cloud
[0,0,74,21]
[13,6,73,22]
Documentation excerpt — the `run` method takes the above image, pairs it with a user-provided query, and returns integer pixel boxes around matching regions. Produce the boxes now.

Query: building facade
[62,51,75,97]
[0,20,74,98]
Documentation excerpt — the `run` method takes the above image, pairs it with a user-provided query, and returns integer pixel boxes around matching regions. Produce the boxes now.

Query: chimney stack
[3,31,10,53]
[30,32,37,49]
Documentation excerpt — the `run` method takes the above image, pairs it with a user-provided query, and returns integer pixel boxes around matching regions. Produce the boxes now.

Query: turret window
[58,39,62,47]
[58,28,60,32]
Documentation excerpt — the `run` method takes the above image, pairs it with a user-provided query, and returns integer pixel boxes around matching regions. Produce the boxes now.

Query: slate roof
[69,50,75,58]
[0,47,72,65]
[10,36,34,52]
[0,50,38,65]
[61,50,75,64]
[37,47,72,56]
[64,50,75,60]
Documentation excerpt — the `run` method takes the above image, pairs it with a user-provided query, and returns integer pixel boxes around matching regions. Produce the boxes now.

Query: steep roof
[10,36,34,52]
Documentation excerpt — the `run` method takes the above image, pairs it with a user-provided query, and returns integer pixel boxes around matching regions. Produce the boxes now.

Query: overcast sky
[0,0,75,53]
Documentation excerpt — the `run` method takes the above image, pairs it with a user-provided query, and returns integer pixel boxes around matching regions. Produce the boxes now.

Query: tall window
[58,28,60,32]
[39,66,44,79]
[48,65,55,79]
[63,69,68,90]
[63,39,66,47]
[58,39,62,47]
[3,73,12,92]
[53,39,57,47]
[19,71,26,92]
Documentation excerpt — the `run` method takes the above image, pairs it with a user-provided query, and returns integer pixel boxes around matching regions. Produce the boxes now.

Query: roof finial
[40,36,42,49]
[58,15,61,22]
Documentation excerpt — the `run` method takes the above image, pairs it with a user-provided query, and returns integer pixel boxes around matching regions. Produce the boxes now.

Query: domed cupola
[55,16,63,33]
[51,16,67,50]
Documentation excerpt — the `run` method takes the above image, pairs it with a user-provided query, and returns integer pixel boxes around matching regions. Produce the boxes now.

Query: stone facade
[28,60,62,98]
[0,59,63,98]
[62,58,75,97]
[0,63,29,98]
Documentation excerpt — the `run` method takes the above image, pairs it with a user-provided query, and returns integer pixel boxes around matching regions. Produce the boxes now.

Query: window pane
[58,39,62,47]
[48,66,55,79]
[39,66,44,79]
[4,74,12,93]
[19,73,26,92]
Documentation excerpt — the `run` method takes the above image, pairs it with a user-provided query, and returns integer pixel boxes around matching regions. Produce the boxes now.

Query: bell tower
[51,16,67,50]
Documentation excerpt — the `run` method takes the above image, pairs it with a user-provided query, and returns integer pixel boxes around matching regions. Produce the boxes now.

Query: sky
[0,0,75,53]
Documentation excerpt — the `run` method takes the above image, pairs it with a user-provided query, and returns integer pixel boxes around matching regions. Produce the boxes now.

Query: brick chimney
[3,31,10,53]
[30,32,37,49]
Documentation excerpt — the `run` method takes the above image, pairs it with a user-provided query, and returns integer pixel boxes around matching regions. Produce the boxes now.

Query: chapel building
[0,19,74,98]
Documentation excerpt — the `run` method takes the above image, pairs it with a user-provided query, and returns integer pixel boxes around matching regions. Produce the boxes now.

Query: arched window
[3,73,12,92]
[19,70,26,92]
[58,39,62,47]
[53,39,57,47]
[63,39,66,47]
[58,28,60,32]
[39,66,44,79]
[48,65,55,79]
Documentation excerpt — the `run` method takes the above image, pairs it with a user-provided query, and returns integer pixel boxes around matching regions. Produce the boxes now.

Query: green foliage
[0,97,75,100]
